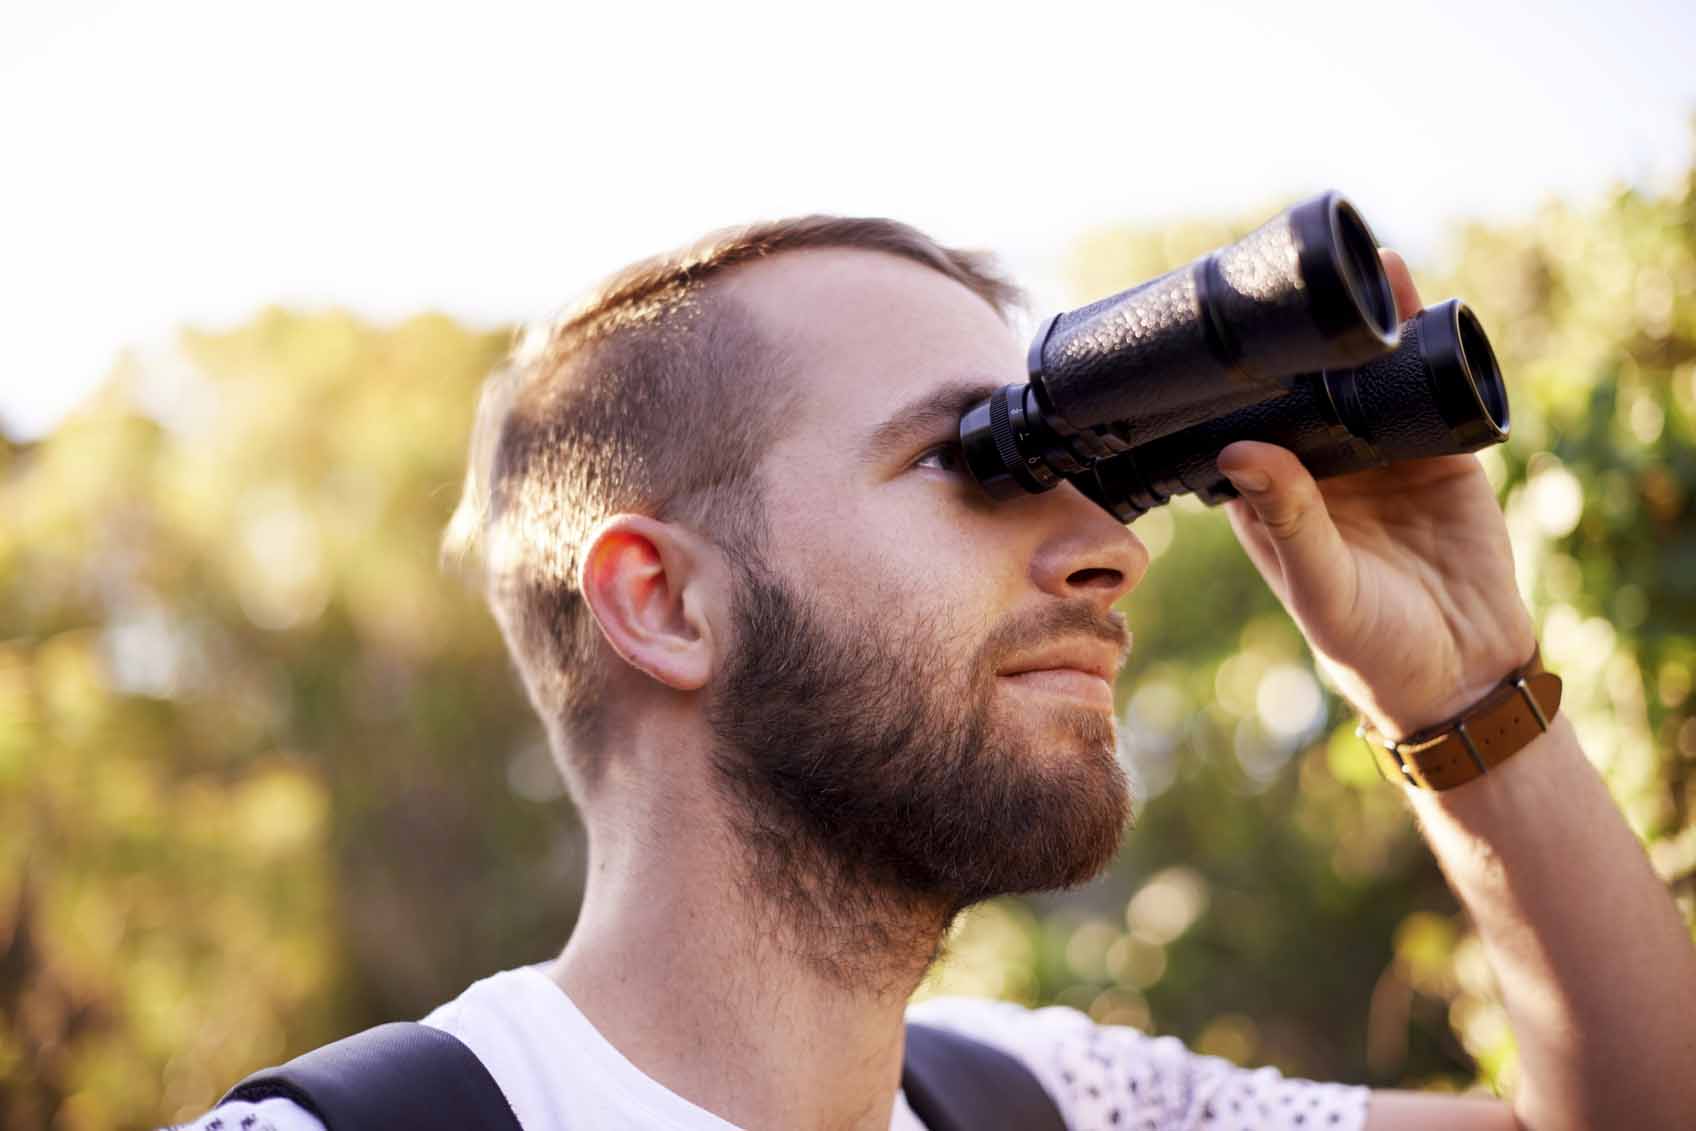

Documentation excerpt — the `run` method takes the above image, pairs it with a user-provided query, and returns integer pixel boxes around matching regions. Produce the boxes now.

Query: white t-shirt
[181,965,1369,1130]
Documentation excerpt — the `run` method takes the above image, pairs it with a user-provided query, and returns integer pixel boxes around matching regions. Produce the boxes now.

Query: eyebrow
[859,379,1004,466]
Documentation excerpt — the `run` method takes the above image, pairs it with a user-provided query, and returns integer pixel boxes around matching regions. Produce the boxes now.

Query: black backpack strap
[219,1015,1059,1131]
[219,1021,522,1131]
[902,1021,1066,1131]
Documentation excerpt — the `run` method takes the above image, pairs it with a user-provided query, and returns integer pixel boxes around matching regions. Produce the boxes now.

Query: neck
[550,778,954,1131]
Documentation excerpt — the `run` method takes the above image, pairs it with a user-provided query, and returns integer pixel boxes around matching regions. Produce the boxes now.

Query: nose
[1025,481,1151,612]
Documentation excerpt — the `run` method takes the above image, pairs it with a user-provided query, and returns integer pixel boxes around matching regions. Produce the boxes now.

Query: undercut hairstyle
[443,216,1024,799]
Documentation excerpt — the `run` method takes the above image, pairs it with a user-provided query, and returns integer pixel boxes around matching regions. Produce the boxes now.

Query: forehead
[723,248,1024,445]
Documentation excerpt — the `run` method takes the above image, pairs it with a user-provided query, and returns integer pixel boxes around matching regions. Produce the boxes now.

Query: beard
[705,556,1132,986]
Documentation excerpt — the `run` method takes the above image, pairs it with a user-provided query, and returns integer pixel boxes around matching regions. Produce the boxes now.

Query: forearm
[1405,713,1696,1131]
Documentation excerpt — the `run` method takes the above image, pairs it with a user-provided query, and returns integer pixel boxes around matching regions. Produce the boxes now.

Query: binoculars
[959,192,1509,520]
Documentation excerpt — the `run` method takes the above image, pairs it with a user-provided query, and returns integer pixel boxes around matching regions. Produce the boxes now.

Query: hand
[1215,250,1538,739]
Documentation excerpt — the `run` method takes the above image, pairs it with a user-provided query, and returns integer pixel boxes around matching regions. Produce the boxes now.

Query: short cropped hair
[443,217,1023,798]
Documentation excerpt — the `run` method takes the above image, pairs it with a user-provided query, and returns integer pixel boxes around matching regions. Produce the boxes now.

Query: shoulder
[906,996,1370,1131]
[166,1097,327,1131]
[168,970,539,1131]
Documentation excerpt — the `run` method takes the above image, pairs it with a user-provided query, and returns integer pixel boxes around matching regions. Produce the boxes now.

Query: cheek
[758,453,1027,632]
[784,496,1014,652]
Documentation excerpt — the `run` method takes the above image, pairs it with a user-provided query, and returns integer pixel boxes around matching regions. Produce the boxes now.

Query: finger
[1215,440,1357,627]
[1378,248,1424,323]
[1223,497,1289,604]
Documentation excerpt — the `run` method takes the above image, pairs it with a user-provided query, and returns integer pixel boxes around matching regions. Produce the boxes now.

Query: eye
[913,441,966,475]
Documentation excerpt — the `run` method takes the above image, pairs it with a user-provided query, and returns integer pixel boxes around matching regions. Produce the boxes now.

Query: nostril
[1068,567,1124,590]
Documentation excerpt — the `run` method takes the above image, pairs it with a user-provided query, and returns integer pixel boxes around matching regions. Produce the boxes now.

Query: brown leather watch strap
[1357,648,1563,791]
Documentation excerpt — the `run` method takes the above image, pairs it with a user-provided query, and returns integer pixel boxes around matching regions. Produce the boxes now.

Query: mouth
[997,667,1117,711]
[996,637,1127,712]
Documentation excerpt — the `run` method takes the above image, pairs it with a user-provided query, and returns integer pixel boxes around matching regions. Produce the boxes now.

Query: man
[193,217,1696,1129]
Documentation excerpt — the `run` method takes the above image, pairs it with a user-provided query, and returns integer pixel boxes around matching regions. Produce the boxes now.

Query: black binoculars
[959,192,1509,520]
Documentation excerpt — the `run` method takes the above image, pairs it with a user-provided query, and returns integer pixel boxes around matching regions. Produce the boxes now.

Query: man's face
[708,249,1150,914]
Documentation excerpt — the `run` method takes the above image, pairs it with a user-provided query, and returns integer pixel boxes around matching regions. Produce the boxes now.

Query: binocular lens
[1332,299,1507,460]
[1330,198,1399,345]
[1451,303,1509,440]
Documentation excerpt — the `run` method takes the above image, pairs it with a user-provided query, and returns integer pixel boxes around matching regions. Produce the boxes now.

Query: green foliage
[4,158,1695,1126]
[0,311,579,1129]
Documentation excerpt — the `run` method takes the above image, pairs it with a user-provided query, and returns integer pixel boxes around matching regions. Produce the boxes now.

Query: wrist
[1349,624,1540,741]
[1356,645,1561,791]
[1360,672,1522,743]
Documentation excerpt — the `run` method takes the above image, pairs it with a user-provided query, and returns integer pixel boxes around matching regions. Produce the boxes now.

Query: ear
[578,514,719,692]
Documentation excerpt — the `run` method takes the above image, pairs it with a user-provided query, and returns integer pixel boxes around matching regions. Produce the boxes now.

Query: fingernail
[1227,468,1270,493]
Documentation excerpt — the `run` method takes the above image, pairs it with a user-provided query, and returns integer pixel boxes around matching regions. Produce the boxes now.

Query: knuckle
[1259,487,1314,541]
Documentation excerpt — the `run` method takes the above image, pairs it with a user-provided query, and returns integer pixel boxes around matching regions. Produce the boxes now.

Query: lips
[996,641,1124,685]
[995,638,1127,710]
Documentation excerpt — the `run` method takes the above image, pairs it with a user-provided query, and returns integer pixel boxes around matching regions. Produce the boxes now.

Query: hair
[442,216,1025,799]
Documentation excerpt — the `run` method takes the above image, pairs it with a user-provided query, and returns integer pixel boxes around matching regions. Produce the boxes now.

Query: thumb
[1216,441,1357,626]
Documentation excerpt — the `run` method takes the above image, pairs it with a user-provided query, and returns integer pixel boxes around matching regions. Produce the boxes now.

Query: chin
[942,717,1131,901]
[999,700,1121,767]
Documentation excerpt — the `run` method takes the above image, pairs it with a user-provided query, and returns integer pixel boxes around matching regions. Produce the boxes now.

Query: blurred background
[3,1,1695,1127]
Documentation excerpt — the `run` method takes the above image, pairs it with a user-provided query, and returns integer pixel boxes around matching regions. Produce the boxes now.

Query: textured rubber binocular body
[957,191,1511,517]
[1074,300,1508,521]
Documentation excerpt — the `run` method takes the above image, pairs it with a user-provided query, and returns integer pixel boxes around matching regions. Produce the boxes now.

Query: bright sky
[3,0,1692,438]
